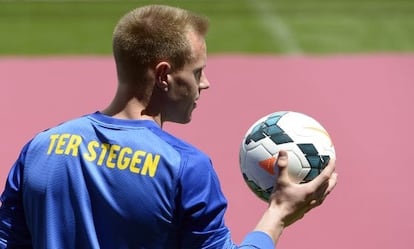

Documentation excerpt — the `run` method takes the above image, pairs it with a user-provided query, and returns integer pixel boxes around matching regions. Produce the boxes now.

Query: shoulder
[151,127,211,164]
[150,128,217,184]
[25,115,90,148]
[32,114,91,136]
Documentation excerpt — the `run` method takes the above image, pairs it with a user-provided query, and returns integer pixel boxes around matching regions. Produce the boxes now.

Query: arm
[254,150,338,244]
[176,149,337,248]
[176,151,274,249]
[0,143,32,249]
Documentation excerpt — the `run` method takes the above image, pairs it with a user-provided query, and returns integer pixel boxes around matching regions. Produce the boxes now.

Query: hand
[253,150,337,243]
[269,150,338,227]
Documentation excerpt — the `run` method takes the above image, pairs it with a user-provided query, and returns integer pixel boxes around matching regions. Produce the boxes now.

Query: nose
[199,71,210,90]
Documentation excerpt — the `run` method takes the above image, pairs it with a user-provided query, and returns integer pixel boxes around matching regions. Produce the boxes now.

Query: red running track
[0,54,413,249]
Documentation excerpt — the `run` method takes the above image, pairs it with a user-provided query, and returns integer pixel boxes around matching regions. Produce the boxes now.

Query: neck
[101,96,162,127]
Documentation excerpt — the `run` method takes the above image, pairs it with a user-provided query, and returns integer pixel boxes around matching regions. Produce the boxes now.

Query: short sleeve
[239,231,274,248]
[0,142,32,248]
[174,149,276,249]
[175,151,231,248]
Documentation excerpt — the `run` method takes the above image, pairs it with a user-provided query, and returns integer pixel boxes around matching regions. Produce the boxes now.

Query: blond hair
[112,5,209,86]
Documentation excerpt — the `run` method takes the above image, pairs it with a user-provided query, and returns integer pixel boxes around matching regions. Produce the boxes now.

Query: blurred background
[1,1,414,249]
[0,0,413,55]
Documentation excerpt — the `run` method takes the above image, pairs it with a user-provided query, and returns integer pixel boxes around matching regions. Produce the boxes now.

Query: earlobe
[155,62,171,92]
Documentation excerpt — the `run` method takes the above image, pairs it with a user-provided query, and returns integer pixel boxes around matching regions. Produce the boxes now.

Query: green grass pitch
[0,0,413,55]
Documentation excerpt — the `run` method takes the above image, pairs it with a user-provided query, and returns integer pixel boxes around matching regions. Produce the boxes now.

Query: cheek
[175,78,197,97]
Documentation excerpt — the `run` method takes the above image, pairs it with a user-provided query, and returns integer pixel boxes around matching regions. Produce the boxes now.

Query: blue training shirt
[0,112,274,249]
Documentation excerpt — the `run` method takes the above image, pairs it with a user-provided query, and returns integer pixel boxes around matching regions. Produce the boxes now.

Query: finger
[275,150,289,180]
[324,171,338,196]
[322,157,336,176]
[307,157,336,190]
[311,174,337,206]
[276,150,288,168]
[310,170,338,204]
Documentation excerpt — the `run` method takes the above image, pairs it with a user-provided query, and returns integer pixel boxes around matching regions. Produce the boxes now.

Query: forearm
[252,206,285,245]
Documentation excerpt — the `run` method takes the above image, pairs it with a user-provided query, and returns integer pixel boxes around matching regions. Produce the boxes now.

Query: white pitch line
[246,0,302,54]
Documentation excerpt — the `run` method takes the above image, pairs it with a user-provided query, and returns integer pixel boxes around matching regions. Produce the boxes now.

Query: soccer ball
[239,111,336,202]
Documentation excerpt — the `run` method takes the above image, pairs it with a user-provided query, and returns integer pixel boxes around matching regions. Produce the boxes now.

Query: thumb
[272,150,290,191]
[275,150,289,178]
[276,150,288,169]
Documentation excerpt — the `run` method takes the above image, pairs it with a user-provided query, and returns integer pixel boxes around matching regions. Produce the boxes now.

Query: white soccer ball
[239,111,336,202]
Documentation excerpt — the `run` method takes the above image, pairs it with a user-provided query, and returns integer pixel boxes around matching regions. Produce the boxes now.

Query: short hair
[112,5,209,86]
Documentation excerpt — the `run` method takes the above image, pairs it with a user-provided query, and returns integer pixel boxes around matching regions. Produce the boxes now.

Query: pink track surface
[1,54,413,248]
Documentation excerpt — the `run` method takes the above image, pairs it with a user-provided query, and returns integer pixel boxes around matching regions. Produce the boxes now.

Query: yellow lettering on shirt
[141,153,160,177]
[97,143,110,166]
[48,133,161,177]
[107,144,120,168]
[48,134,81,156]
[118,147,132,170]
[64,134,82,156]
[55,133,71,154]
[84,140,99,161]
[47,134,60,154]
[130,150,146,174]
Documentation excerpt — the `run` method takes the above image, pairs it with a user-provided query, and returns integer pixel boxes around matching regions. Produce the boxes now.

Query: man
[0,5,337,248]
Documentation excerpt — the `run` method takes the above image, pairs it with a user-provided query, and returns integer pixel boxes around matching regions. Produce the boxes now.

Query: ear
[155,61,171,92]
